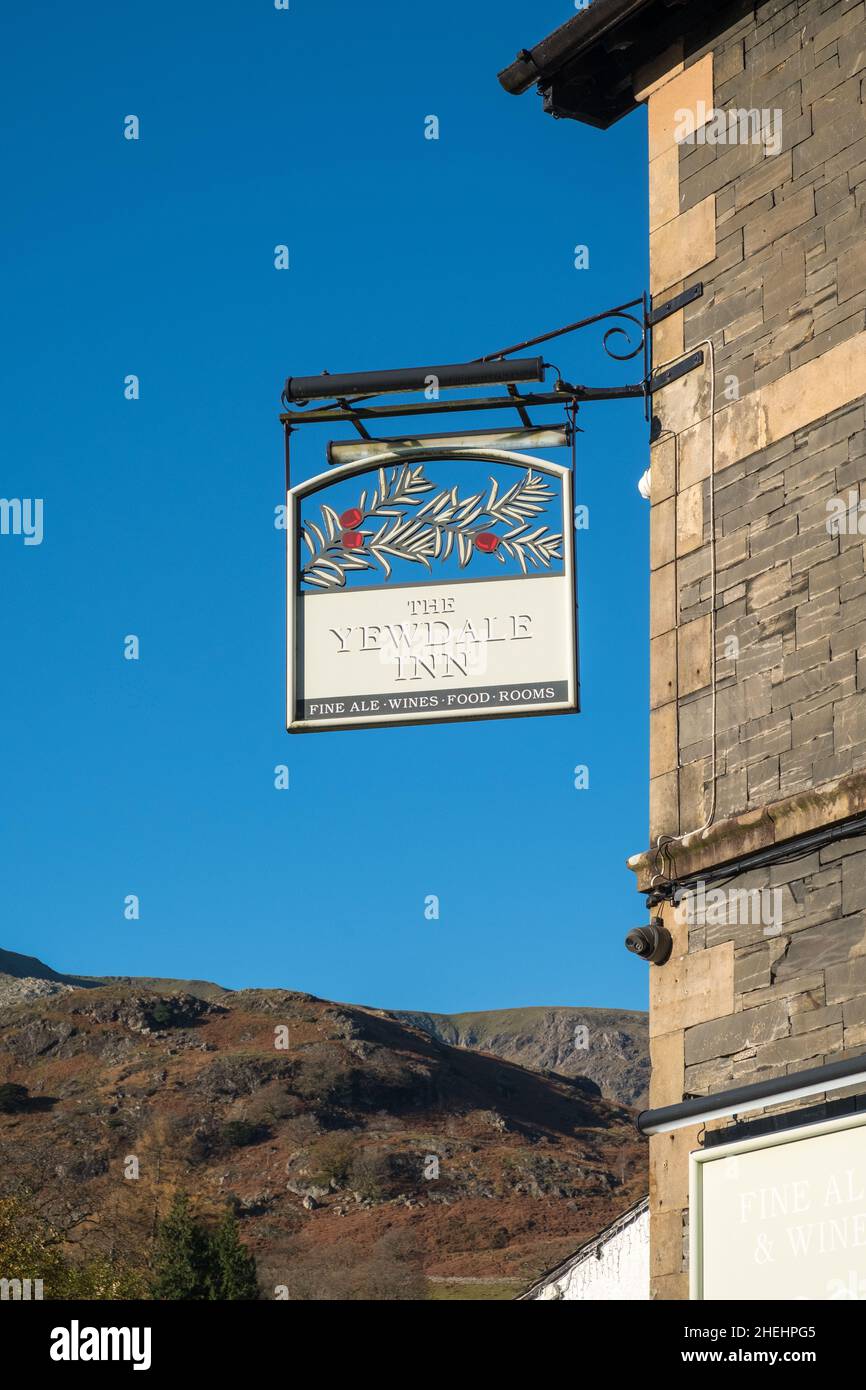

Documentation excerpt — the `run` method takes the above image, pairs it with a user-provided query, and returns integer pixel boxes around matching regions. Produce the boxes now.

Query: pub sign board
[690,1112,866,1300]
[286,445,579,732]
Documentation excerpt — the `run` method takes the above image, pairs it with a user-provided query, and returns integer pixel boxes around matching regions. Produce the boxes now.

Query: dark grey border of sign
[301,679,570,721]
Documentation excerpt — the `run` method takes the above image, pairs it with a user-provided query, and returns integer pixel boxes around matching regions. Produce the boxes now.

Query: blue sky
[1,0,651,1012]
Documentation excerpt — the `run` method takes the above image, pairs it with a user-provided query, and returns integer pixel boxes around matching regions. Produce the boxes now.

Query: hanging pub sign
[286,444,579,732]
[280,297,663,731]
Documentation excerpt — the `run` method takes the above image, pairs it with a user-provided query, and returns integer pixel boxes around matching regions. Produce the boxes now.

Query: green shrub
[349,1148,390,1201]
[308,1134,354,1188]
[221,1119,269,1149]
[148,1002,174,1028]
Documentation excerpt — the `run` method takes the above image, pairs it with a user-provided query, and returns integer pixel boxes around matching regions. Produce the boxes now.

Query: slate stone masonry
[640,0,866,1298]
[681,0,866,396]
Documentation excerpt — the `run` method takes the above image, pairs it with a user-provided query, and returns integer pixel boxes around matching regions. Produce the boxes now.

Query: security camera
[625,918,672,965]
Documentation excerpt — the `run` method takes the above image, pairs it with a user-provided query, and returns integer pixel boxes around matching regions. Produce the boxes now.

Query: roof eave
[498,0,712,129]
[497,0,658,98]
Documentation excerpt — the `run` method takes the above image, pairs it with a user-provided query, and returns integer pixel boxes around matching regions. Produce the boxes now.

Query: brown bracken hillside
[0,972,647,1297]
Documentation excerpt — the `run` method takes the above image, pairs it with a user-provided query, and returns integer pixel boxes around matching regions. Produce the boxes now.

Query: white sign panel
[286,446,578,732]
[690,1113,866,1300]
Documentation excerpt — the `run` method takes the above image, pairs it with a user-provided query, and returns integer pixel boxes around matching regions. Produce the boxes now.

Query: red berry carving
[340,507,363,529]
[342,531,364,549]
[475,531,500,553]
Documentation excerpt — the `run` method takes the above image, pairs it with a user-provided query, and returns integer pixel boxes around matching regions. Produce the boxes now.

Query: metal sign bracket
[647,282,704,326]
[649,350,705,395]
[280,283,708,464]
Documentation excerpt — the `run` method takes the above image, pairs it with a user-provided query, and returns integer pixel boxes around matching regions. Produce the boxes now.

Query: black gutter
[498,0,657,96]
[637,1052,866,1136]
[498,0,718,130]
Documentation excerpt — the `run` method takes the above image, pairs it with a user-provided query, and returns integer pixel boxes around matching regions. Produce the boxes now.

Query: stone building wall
[633,0,866,1299]
[648,0,866,842]
[683,832,866,1098]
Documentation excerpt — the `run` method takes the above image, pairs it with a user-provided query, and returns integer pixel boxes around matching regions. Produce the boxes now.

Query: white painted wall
[526,1201,649,1301]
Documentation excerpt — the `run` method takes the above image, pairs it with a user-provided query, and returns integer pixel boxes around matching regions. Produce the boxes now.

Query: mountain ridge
[395,1005,649,1108]
[0,949,648,1107]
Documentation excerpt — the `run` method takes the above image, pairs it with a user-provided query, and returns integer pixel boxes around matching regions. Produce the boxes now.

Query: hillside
[0,947,225,1005]
[0,969,648,1298]
[396,1007,649,1108]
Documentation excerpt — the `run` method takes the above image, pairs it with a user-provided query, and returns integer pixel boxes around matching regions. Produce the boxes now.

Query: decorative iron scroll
[600,307,646,363]
[301,462,563,589]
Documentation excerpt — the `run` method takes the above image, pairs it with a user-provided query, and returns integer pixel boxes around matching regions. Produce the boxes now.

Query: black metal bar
[283,357,545,404]
[637,1052,866,1137]
[337,403,371,440]
[507,383,532,426]
[649,350,704,394]
[280,385,643,427]
[643,290,651,423]
[647,282,704,326]
[281,393,570,425]
[476,298,645,362]
[283,424,292,492]
[575,384,645,399]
